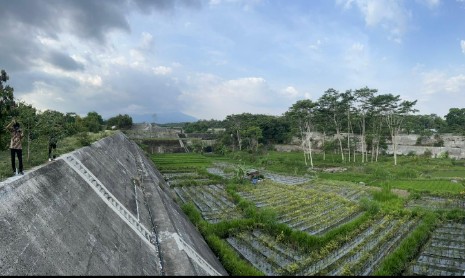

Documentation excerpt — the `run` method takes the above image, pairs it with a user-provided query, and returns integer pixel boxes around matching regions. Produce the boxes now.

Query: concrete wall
[0,132,227,276]
[278,132,465,159]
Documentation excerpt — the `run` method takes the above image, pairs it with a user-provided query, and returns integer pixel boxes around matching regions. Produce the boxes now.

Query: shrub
[422,149,432,158]
[77,132,91,146]
[438,151,449,159]
[407,151,416,156]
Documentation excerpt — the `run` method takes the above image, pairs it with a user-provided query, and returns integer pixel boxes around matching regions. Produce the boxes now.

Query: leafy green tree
[0,69,16,150]
[183,119,224,133]
[376,94,418,165]
[225,113,252,151]
[15,102,38,162]
[285,99,318,167]
[106,114,133,130]
[403,114,446,135]
[241,126,263,152]
[318,88,348,162]
[353,87,377,163]
[39,110,66,134]
[63,112,82,135]
[259,116,291,145]
[82,111,104,132]
[445,108,465,134]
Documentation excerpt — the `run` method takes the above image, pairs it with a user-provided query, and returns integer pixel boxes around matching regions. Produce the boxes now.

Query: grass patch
[386,179,464,194]
[0,130,115,181]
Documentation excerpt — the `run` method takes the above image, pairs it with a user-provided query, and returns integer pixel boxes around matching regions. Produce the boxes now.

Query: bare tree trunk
[236,129,242,151]
[347,109,351,163]
[306,124,314,169]
[323,131,326,161]
[300,127,307,166]
[337,135,344,162]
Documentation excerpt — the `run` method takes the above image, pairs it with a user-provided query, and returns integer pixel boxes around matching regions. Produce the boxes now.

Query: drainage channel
[130,143,166,276]
[63,155,162,267]
[130,143,222,276]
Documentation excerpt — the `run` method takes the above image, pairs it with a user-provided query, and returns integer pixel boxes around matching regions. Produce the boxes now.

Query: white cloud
[420,70,465,94]
[344,42,370,75]
[129,49,146,67]
[179,75,289,120]
[417,0,441,9]
[78,75,103,87]
[20,81,68,113]
[139,32,154,50]
[339,0,410,43]
[461,40,465,54]
[309,39,322,50]
[282,86,299,98]
[153,66,172,75]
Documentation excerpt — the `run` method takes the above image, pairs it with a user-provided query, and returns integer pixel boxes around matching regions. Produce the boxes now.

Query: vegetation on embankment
[0,130,116,181]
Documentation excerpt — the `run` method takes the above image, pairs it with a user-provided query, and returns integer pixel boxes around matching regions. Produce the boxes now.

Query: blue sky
[1,0,465,123]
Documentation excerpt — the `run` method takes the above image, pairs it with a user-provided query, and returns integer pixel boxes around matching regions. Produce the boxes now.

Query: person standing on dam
[48,133,58,161]
[5,118,24,175]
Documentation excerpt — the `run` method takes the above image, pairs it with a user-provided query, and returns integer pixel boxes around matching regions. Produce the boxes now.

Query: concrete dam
[0,132,227,276]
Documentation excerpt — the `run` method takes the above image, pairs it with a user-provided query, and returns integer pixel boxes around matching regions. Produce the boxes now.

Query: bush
[422,149,432,158]
[438,151,449,159]
[77,132,91,146]
[407,151,416,156]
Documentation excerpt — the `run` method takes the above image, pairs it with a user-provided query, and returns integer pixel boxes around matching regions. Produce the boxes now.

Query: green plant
[374,212,438,276]
[422,149,432,158]
[77,131,91,146]
[438,151,449,159]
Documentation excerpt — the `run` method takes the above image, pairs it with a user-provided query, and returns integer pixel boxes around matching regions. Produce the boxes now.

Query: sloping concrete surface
[0,132,227,276]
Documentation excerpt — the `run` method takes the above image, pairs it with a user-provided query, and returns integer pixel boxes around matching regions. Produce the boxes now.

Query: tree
[286,99,318,168]
[16,102,38,162]
[318,88,347,162]
[225,113,252,151]
[353,87,378,163]
[0,69,16,150]
[242,126,263,152]
[82,111,104,132]
[63,112,81,135]
[259,116,291,145]
[106,114,133,130]
[377,94,418,165]
[341,90,355,162]
[445,108,465,134]
[403,113,446,135]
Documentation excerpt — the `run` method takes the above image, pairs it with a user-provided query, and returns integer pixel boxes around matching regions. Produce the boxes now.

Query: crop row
[173,184,241,223]
[238,183,362,235]
[226,213,419,276]
[407,222,465,276]
[406,196,465,210]
[303,183,371,202]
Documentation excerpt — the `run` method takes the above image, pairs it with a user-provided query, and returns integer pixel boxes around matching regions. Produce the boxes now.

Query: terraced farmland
[406,195,465,211]
[406,222,465,276]
[227,213,420,275]
[151,152,465,276]
[238,183,364,235]
[173,183,242,223]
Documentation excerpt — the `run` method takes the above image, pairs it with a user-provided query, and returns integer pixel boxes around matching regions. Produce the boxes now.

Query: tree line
[0,69,133,154]
[184,87,465,166]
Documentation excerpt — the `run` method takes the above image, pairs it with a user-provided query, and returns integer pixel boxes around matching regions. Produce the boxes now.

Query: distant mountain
[130,111,198,124]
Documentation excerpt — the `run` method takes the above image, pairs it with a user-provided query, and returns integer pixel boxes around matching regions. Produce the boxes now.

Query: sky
[1,0,465,123]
